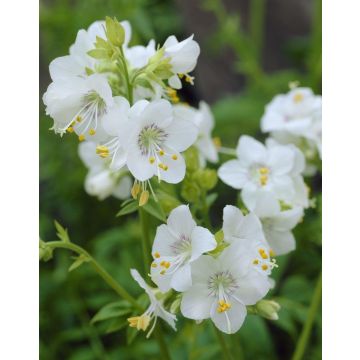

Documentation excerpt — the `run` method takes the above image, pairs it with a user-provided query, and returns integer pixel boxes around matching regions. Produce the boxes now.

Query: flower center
[170,234,192,255]
[293,92,304,103]
[138,124,167,156]
[252,247,277,274]
[250,165,270,187]
[68,91,106,140]
[207,270,238,298]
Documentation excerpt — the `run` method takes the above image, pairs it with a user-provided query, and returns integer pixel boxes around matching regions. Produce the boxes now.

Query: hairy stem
[292,273,322,360]
[46,241,142,310]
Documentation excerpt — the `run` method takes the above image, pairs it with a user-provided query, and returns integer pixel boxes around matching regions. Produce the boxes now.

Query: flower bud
[255,300,281,320]
[183,147,200,173]
[194,169,218,190]
[39,240,53,262]
[181,180,201,203]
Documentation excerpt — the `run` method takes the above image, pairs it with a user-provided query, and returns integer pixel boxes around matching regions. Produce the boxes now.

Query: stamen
[151,263,157,268]
[89,128,96,136]
[78,134,85,142]
[76,116,82,123]
[149,157,155,164]
[159,149,165,156]
[262,264,268,271]
[293,92,304,103]
[171,154,178,160]
[96,145,109,158]
[139,190,149,207]
[67,126,74,133]
[216,300,232,313]
[154,252,160,259]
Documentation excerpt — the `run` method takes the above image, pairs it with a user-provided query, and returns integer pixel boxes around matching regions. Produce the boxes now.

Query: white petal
[86,74,114,107]
[78,142,103,169]
[268,146,294,175]
[157,150,186,184]
[218,160,248,189]
[271,207,304,231]
[253,191,281,218]
[130,269,153,298]
[210,299,246,334]
[265,229,296,256]
[166,119,198,152]
[167,205,196,238]
[126,143,155,181]
[169,75,182,89]
[170,263,192,291]
[180,284,213,320]
[156,307,177,331]
[222,205,244,241]
[190,226,217,261]
[49,56,84,80]
[190,255,219,284]
[140,99,173,128]
[152,224,179,257]
[102,96,130,136]
[236,135,267,166]
[109,145,127,171]
[112,176,132,200]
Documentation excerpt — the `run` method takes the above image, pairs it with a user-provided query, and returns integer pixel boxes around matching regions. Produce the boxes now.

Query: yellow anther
[76,116,82,123]
[89,128,96,136]
[139,190,149,207]
[260,252,269,260]
[293,92,304,103]
[172,154,178,160]
[259,167,269,175]
[216,300,231,313]
[131,183,141,199]
[149,157,155,164]
[158,163,166,170]
[185,75,193,84]
[178,73,184,79]
[160,270,166,275]
[253,259,259,265]
[163,165,168,171]
[262,264,269,271]
[213,137,222,149]
[159,149,165,156]
[127,315,151,331]
[151,263,157,268]
[154,252,161,259]
[96,145,109,158]
[164,262,171,269]
[269,249,276,257]
[67,126,74,133]
[160,261,166,267]
[78,134,85,142]
[260,175,268,186]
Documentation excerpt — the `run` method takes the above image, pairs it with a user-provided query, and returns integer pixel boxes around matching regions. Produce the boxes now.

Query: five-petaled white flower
[78,142,131,200]
[218,135,307,211]
[261,87,322,160]
[128,269,176,338]
[101,99,198,183]
[43,73,114,140]
[253,193,304,256]
[180,242,271,334]
[163,35,200,89]
[151,205,216,292]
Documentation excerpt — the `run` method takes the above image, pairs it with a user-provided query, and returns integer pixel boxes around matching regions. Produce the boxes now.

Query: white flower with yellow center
[78,142,131,200]
[180,241,272,334]
[222,205,278,276]
[218,135,304,211]
[106,99,198,184]
[43,73,114,140]
[49,20,131,80]
[163,35,200,89]
[127,269,176,338]
[253,193,304,256]
[150,205,216,292]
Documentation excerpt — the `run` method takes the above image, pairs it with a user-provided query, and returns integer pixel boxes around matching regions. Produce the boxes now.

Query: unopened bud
[256,300,281,320]
[194,169,218,190]
[181,180,201,203]
[39,240,53,262]
[183,147,200,173]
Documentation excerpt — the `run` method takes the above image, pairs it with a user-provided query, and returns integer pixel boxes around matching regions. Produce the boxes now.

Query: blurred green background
[40,0,322,359]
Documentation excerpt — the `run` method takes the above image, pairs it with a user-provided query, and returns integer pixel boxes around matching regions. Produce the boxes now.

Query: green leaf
[68,254,90,272]
[91,301,132,324]
[116,200,138,217]
[143,197,166,222]
[126,324,139,345]
[106,318,128,333]
[54,220,70,243]
[105,16,125,47]
[87,48,109,60]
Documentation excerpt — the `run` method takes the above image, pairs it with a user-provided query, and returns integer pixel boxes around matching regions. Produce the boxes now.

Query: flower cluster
[43,17,213,204]
[42,18,321,338]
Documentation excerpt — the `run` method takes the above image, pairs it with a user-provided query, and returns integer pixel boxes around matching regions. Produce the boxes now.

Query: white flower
[150,205,216,292]
[253,193,303,255]
[100,99,198,183]
[180,241,271,334]
[222,205,277,277]
[218,135,306,211]
[128,269,176,338]
[125,40,156,69]
[163,35,200,89]
[43,73,114,139]
[78,142,131,200]
[49,20,131,81]
[261,87,322,159]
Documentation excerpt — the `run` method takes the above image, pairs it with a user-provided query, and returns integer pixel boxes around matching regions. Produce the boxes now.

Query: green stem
[138,209,172,360]
[213,324,233,360]
[119,47,133,105]
[249,0,266,62]
[46,241,142,310]
[139,208,152,272]
[291,273,322,360]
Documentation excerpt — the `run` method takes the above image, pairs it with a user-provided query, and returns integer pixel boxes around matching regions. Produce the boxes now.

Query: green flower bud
[183,147,200,173]
[194,169,218,190]
[255,300,281,320]
[39,240,53,262]
[105,17,125,47]
[181,179,201,203]
[170,296,181,314]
